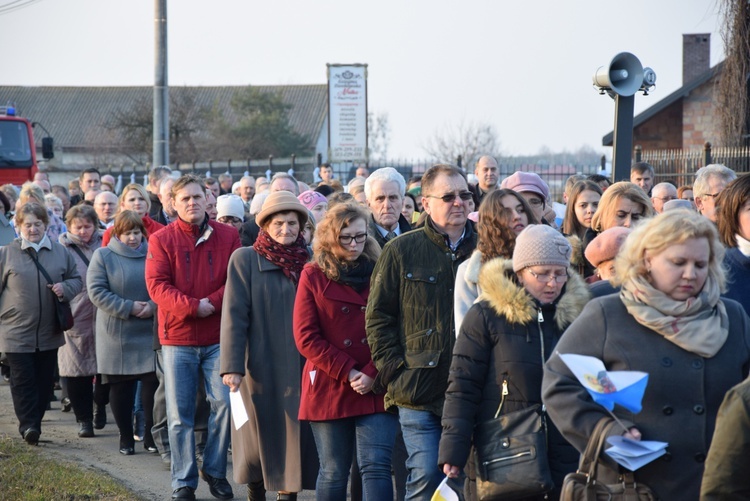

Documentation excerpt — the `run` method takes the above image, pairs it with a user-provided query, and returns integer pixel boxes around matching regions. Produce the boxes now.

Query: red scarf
[253,228,309,286]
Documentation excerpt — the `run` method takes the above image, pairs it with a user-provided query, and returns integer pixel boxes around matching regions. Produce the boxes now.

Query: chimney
[683,33,710,84]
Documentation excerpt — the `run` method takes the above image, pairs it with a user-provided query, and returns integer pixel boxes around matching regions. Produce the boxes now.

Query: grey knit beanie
[512,224,572,272]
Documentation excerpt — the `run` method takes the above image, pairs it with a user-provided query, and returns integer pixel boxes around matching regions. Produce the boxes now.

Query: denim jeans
[398,407,443,501]
[311,412,399,501]
[162,344,230,490]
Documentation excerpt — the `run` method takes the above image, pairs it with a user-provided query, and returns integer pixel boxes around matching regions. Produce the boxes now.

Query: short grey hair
[270,172,299,195]
[693,164,737,198]
[364,167,406,201]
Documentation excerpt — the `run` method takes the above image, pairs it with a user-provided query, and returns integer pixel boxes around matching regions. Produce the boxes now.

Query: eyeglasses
[525,198,544,207]
[703,192,722,200]
[218,216,242,224]
[426,191,474,203]
[339,233,368,245]
[526,269,569,284]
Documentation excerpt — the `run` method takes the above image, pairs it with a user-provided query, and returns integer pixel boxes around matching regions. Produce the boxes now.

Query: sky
[0,0,723,160]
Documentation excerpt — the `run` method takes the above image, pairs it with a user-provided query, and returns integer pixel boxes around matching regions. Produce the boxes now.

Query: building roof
[602,62,723,146]
[0,85,328,148]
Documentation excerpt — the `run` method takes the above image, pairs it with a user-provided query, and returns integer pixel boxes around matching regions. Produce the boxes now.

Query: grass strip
[0,434,141,500]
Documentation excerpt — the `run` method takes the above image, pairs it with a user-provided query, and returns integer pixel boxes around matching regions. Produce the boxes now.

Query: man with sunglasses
[364,167,412,248]
[694,163,736,223]
[366,164,476,500]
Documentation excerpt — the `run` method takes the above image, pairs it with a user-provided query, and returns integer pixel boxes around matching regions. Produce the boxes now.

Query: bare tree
[718,0,750,146]
[368,111,390,162]
[422,120,500,167]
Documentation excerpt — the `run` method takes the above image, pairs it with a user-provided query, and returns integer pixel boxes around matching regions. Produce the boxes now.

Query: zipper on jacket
[35,265,42,349]
[208,251,214,281]
[538,308,546,363]
[483,450,533,466]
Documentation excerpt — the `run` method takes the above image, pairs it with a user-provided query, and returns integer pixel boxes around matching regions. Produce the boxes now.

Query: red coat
[293,263,385,421]
[101,214,164,246]
[145,217,240,346]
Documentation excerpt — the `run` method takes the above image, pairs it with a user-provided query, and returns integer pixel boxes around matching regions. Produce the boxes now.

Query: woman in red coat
[293,202,398,501]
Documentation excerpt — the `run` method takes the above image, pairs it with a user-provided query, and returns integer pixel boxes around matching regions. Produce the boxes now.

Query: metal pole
[611,94,634,182]
[153,0,169,167]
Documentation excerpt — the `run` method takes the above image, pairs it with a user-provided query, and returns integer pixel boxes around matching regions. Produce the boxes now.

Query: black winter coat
[438,258,590,497]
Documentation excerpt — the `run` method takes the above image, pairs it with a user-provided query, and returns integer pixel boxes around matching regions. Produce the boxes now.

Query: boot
[246,481,265,501]
[276,494,297,501]
[78,421,94,438]
[93,404,107,430]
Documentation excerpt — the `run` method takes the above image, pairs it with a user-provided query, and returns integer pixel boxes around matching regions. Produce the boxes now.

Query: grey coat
[220,247,317,492]
[0,238,82,353]
[57,232,102,377]
[87,237,155,376]
[542,294,750,501]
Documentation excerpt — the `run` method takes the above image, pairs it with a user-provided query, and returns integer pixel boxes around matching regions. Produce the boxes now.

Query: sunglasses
[426,191,474,203]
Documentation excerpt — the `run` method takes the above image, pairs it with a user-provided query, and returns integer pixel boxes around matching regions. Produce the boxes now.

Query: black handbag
[473,378,554,501]
[560,417,657,501]
[26,248,75,331]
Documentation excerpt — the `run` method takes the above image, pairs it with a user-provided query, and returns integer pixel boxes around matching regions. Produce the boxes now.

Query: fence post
[634,145,642,163]
[268,155,274,170]
[317,153,322,167]
[457,155,462,168]
[227,159,232,176]
[704,142,712,166]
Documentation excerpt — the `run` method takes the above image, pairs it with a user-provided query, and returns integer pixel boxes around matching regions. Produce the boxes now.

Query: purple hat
[298,190,328,211]
[501,171,550,201]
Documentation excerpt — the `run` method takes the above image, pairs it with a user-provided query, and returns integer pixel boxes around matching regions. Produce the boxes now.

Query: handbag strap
[68,244,90,267]
[25,248,55,286]
[579,417,615,480]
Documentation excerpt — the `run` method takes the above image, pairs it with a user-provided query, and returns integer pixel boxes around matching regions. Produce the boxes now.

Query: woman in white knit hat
[439,224,590,500]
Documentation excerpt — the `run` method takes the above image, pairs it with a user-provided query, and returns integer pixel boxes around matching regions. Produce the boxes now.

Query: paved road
[0,379,318,500]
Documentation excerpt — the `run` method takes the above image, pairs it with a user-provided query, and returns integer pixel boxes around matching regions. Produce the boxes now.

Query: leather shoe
[22,427,40,445]
[119,446,134,455]
[78,421,94,438]
[171,486,196,500]
[60,397,72,412]
[200,470,234,500]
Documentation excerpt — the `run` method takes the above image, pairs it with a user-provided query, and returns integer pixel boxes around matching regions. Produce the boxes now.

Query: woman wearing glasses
[220,191,318,501]
[439,224,590,500]
[293,202,397,500]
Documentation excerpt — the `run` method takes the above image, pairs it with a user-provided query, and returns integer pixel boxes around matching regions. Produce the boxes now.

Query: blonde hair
[591,181,654,232]
[119,183,151,213]
[612,209,725,292]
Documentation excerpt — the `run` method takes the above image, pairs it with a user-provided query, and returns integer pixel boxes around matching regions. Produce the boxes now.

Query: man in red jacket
[146,174,241,501]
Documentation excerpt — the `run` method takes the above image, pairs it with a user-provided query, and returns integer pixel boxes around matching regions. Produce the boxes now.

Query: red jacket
[145,217,240,346]
[293,263,385,421]
[102,214,164,246]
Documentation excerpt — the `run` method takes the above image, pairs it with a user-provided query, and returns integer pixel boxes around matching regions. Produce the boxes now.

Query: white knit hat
[216,194,245,220]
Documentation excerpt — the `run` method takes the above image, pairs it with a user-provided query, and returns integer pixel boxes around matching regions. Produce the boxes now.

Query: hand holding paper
[606,436,668,470]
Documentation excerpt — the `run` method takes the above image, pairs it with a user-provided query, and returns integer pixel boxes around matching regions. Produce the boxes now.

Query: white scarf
[736,234,750,257]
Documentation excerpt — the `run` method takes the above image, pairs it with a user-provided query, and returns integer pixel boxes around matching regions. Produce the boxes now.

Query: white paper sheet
[605,436,668,471]
[229,390,249,430]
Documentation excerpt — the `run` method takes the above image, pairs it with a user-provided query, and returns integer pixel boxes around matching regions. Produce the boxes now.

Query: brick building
[603,34,722,150]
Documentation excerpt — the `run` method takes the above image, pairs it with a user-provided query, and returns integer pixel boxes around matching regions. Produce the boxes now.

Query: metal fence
[636,142,750,187]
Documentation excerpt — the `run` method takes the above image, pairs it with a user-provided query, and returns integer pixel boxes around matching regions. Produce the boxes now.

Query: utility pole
[153,0,169,168]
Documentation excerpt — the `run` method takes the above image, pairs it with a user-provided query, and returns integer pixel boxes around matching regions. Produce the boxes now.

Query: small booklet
[605,436,668,470]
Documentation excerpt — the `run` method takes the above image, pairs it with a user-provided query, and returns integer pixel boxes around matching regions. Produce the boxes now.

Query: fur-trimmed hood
[477,257,590,331]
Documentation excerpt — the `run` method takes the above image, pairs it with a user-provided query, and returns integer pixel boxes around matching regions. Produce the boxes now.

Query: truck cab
[0,105,53,185]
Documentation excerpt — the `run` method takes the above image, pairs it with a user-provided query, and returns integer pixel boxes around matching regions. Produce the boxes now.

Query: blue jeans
[398,407,443,501]
[311,412,398,501]
[162,344,230,490]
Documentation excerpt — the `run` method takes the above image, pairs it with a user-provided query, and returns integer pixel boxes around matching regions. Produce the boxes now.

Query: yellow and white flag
[431,475,459,501]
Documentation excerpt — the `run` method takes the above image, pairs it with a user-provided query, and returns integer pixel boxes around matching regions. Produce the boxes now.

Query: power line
[0,0,44,16]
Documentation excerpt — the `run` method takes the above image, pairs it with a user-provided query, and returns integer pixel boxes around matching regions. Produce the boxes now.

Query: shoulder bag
[560,417,657,501]
[473,378,554,500]
[26,248,75,331]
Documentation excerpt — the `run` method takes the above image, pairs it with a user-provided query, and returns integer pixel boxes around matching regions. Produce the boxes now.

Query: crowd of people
[0,158,749,501]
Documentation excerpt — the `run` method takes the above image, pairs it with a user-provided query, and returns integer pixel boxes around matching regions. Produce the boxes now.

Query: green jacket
[366,217,476,415]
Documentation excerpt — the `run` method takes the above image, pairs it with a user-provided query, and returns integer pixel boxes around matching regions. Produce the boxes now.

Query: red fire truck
[0,105,54,184]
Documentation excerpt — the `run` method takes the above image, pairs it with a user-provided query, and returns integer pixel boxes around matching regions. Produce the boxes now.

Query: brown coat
[219,247,317,492]
[543,294,750,501]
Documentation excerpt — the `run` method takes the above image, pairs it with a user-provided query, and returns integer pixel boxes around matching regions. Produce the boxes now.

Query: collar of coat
[423,216,476,256]
[477,257,590,331]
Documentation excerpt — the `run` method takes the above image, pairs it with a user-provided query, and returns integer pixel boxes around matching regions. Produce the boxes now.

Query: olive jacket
[366,217,477,415]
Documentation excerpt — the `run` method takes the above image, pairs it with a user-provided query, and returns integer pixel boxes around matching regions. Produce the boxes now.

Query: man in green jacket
[366,163,477,501]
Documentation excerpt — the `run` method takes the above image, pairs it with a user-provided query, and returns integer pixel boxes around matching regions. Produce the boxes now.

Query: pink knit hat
[584,227,632,267]
[298,190,328,211]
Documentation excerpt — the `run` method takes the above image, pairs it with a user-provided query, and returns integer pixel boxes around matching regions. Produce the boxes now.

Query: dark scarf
[253,228,309,286]
[336,256,376,292]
